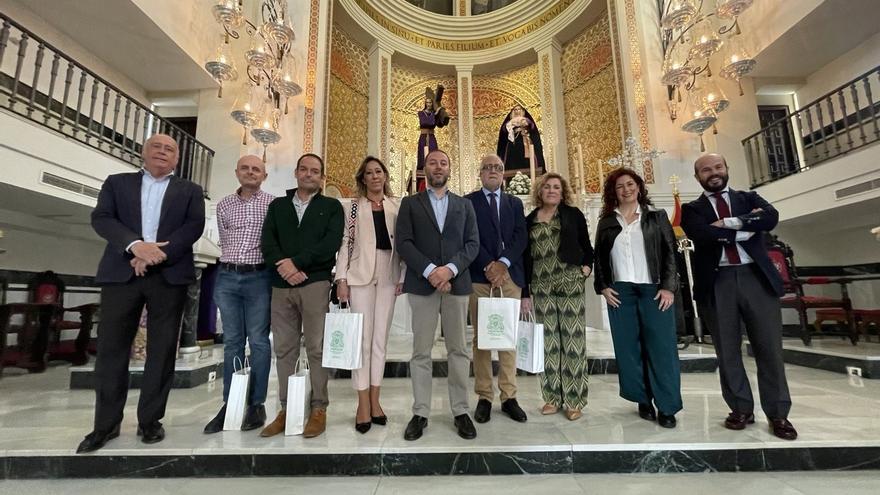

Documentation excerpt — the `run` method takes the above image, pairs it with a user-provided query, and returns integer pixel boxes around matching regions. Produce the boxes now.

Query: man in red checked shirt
[203,155,275,434]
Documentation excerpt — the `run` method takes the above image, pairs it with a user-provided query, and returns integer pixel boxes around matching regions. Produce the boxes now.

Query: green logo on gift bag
[518,337,528,356]
[330,330,345,354]
[487,314,505,337]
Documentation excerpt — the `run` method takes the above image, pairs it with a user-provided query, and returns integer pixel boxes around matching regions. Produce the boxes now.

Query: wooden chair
[766,238,856,346]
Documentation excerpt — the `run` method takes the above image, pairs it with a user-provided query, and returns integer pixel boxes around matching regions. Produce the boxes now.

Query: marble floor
[1,471,879,495]
[1,343,879,475]
[780,337,880,360]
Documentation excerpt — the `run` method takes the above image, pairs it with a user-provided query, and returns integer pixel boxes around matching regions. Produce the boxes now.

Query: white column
[367,41,394,166]
[534,39,568,179]
[455,65,476,193]
[454,0,471,16]
[304,0,334,157]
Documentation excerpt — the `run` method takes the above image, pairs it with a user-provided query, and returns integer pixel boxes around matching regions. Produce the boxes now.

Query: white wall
[796,30,880,106]
[0,0,150,105]
[0,225,102,276]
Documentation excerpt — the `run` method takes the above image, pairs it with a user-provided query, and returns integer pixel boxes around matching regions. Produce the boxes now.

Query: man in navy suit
[681,153,797,441]
[465,154,528,424]
[77,134,205,453]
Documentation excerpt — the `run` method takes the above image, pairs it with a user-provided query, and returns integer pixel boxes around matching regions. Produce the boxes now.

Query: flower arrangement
[507,171,531,196]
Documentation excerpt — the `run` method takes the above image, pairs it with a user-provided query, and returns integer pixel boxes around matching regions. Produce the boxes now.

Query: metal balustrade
[743,65,880,188]
[0,13,214,196]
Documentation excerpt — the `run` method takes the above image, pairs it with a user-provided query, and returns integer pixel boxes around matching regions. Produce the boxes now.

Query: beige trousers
[468,279,521,402]
[271,281,331,410]
[348,249,397,390]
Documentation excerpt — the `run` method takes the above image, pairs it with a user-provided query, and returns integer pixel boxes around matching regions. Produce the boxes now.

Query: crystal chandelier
[606,136,664,179]
[659,0,756,149]
[204,0,302,160]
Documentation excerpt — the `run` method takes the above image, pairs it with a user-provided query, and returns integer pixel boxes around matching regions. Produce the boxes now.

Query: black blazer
[523,203,594,297]
[593,208,679,294]
[91,172,205,286]
[464,190,528,289]
[395,190,480,296]
[680,188,783,303]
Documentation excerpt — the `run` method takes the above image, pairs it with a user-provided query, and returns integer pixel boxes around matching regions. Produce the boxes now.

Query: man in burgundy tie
[681,153,797,441]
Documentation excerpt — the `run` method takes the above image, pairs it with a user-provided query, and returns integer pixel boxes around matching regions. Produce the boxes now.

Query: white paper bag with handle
[477,287,519,350]
[321,305,364,370]
[223,356,251,430]
[285,355,311,436]
[516,311,545,374]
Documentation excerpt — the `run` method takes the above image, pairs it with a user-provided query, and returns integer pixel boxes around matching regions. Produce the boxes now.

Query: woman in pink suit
[335,156,404,434]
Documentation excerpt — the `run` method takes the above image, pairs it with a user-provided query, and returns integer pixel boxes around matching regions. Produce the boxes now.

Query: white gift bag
[285,357,311,436]
[516,312,545,374]
[223,356,250,431]
[477,287,519,350]
[321,305,364,370]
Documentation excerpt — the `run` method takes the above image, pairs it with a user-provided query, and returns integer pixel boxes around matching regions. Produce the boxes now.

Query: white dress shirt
[610,205,653,284]
[704,188,754,266]
[127,169,172,252]
[291,190,317,220]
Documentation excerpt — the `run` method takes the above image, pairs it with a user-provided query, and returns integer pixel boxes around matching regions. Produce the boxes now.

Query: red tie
[713,192,742,265]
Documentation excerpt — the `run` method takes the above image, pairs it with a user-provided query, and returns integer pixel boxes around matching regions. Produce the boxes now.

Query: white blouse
[610,206,653,285]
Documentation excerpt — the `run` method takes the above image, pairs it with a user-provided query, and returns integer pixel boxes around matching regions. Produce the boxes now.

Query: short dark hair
[425,148,451,164]
[296,153,325,175]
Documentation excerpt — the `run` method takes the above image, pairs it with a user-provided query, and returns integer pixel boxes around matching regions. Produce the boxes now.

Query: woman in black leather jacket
[593,168,682,428]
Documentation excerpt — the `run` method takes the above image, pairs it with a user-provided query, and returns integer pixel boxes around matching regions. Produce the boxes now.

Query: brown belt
[420,129,434,135]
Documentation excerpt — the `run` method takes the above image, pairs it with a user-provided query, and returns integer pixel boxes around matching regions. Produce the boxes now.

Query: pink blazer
[334,196,405,286]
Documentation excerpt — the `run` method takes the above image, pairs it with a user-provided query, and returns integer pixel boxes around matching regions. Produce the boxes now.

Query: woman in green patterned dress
[521,173,594,421]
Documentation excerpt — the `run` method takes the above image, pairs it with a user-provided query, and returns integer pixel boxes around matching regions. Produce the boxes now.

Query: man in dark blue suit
[465,154,529,424]
[681,153,796,441]
[77,134,206,453]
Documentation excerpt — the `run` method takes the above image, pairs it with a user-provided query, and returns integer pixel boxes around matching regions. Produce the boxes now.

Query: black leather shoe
[769,418,798,441]
[241,404,267,431]
[371,415,387,426]
[501,398,527,423]
[454,414,477,440]
[137,422,165,444]
[355,420,372,434]
[658,413,677,428]
[203,405,227,434]
[724,411,755,431]
[76,423,120,454]
[474,399,492,423]
[638,403,657,421]
[404,415,428,441]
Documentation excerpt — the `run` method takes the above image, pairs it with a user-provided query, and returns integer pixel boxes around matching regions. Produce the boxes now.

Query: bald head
[142,133,179,177]
[693,153,729,192]
[479,154,505,192]
[235,154,268,192]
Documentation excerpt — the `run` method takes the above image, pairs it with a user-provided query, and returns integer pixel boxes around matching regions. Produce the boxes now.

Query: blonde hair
[531,172,576,208]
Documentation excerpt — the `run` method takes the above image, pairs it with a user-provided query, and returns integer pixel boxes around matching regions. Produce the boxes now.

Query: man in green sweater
[259,153,344,438]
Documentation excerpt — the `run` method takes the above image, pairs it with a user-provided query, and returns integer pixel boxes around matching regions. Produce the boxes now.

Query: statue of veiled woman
[496,104,545,178]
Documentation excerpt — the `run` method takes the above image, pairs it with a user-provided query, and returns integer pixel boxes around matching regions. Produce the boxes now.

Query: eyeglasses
[480,164,504,172]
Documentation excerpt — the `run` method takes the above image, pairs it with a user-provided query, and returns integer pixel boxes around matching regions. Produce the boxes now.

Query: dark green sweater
[261,189,344,288]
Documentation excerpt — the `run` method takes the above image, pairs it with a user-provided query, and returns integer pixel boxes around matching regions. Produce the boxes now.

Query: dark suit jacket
[680,188,784,303]
[395,190,479,296]
[464,189,527,289]
[91,172,205,286]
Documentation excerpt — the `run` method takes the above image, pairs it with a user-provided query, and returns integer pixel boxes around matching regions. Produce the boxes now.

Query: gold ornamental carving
[352,0,576,52]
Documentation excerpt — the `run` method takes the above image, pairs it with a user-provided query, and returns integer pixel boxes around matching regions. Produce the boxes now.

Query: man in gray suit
[396,149,480,441]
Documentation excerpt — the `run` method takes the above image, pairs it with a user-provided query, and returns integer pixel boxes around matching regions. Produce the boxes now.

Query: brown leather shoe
[724,411,755,430]
[302,408,327,438]
[769,418,798,440]
[564,408,583,421]
[259,409,286,437]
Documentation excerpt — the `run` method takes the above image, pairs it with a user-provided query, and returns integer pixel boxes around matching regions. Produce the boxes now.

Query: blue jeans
[214,268,272,406]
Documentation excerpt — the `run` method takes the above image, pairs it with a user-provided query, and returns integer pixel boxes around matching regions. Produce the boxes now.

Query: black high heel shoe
[355,420,372,434]
[371,415,387,426]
